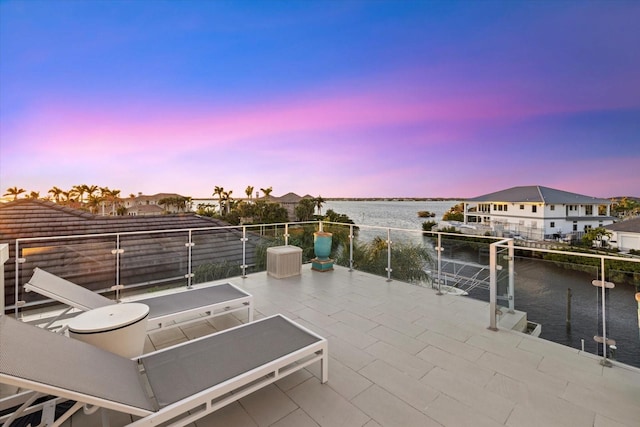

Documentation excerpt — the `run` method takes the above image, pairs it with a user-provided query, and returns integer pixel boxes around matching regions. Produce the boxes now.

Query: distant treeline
[325,197,462,201]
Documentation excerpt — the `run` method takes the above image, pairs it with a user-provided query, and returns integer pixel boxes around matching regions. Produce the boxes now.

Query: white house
[122,193,190,216]
[605,217,640,252]
[463,185,614,241]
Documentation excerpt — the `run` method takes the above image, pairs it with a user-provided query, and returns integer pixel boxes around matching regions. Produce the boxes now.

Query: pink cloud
[20,65,622,156]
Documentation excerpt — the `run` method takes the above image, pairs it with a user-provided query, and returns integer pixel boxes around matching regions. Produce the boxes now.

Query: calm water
[324,200,639,367]
[323,200,458,242]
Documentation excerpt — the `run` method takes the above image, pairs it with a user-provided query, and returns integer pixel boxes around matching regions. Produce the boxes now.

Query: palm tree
[180,196,192,212]
[314,195,325,216]
[27,191,40,199]
[48,186,64,203]
[98,187,121,215]
[109,189,121,215]
[158,197,174,213]
[222,190,233,214]
[87,194,104,213]
[260,186,273,199]
[245,185,254,201]
[60,190,72,205]
[295,198,316,221]
[99,187,112,215]
[213,186,225,214]
[86,185,99,201]
[72,184,88,205]
[4,187,26,200]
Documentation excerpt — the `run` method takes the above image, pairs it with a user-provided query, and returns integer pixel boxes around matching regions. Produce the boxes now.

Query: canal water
[323,200,640,367]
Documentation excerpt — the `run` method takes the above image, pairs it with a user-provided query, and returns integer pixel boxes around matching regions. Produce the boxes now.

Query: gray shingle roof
[605,217,640,232]
[466,186,610,205]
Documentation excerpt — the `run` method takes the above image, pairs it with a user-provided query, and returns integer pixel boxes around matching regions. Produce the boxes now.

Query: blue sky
[1,0,639,199]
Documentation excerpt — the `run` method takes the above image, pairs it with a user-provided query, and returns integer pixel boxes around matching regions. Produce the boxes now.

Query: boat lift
[427,258,510,298]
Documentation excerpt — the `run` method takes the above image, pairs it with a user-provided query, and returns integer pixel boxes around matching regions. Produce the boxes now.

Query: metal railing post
[489,238,513,330]
[508,239,515,313]
[284,223,290,246]
[241,226,248,278]
[14,241,20,317]
[489,240,498,330]
[348,224,354,271]
[599,256,610,367]
[112,234,123,301]
[186,230,194,288]
[436,233,443,295]
[385,228,392,282]
[0,244,8,316]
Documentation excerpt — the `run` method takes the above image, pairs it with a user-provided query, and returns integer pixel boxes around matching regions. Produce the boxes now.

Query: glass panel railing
[248,223,291,273]
[388,228,431,286]
[9,220,639,370]
[510,252,640,368]
[286,223,318,264]
[339,225,392,280]
[119,231,190,294]
[602,267,640,366]
[511,254,600,351]
[17,240,116,308]
[433,233,494,300]
[191,226,245,285]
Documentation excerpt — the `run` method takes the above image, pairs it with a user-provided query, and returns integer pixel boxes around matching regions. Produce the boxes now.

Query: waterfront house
[122,192,191,215]
[605,216,640,252]
[267,192,315,220]
[463,185,614,241]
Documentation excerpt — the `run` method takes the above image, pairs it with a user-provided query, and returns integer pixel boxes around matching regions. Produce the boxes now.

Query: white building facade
[463,186,614,241]
[605,217,640,252]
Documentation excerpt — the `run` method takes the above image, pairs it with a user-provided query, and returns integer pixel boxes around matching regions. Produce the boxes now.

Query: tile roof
[0,199,226,239]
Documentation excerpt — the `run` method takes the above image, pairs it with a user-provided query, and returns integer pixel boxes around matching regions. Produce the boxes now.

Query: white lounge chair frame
[24,267,253,331]
[0,314,328,427]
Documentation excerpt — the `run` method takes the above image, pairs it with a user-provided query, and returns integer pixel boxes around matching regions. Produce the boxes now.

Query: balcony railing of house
[2,220,639,368]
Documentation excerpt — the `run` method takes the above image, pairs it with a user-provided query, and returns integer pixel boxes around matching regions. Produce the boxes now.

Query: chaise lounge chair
[24,267,254,331]
[0,313,328,426]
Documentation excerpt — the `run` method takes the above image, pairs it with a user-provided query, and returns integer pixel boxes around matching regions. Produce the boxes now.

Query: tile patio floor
[10,265,640,426]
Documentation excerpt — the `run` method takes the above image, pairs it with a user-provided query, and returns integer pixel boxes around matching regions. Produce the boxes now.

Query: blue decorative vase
[313,232,332,261]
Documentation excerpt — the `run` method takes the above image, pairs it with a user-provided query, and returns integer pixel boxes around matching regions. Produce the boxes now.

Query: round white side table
[68,302,149,358]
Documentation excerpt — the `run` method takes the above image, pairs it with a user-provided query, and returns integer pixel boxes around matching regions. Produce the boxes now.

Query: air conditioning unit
[267,246,302,279]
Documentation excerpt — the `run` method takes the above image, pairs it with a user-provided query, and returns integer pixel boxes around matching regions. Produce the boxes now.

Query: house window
[573,221,578,231]
[532,205,537,213]
[550,222,555,228]
[504,204,508,212]
[585,205,593,216]
[520,205,524,210]
[550,205,555,211]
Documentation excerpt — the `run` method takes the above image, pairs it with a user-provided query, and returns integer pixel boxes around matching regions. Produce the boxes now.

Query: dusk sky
[1,0,639,200]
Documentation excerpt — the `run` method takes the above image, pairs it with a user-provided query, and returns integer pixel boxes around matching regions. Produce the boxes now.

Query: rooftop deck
[13,264,640,427]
